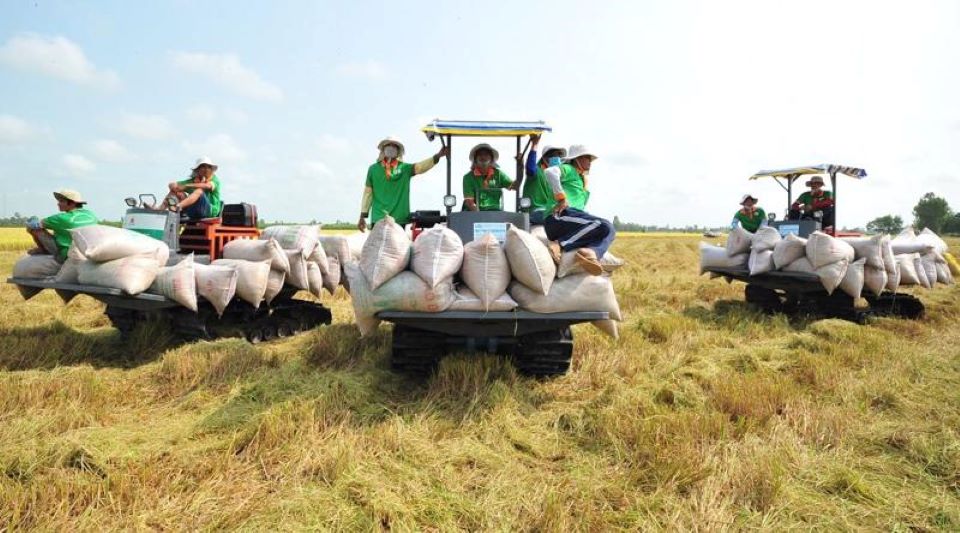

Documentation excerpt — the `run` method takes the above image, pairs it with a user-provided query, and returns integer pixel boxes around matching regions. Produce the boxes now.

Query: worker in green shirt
[165,156,223,219]
[788,175,835,230]
[730,194,767,233]
[463,143,517,211]
[542,145,616,275]
[522,135,566,223]
[25,189,99,262]
[358,137,448,230]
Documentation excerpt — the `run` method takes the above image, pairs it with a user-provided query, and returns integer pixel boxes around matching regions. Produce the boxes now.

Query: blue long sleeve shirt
[525,149,538,179]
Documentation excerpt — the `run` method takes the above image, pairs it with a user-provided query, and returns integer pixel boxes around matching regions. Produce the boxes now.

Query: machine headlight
[124,197,138,207]
[519,197,532,209]
[443,194,457,208]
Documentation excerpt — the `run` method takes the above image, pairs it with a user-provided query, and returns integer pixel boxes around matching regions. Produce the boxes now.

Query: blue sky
[2,0,960,228]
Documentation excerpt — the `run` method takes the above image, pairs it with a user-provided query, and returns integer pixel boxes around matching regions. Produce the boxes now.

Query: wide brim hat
[805,176,825,186]
[740,194,758,205]
[192,156,219,172]
[564,144,598,162]
[469,143,499,163]
[54,189,85,204]
[377,137,406,158]
[538,145,567,162]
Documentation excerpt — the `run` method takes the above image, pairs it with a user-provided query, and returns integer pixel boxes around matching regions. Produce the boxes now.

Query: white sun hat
[740,194,758,205]
[377,136,406,158]
[564,144,598,162]
[54,189,86,204]
[469,143,499,163]
[538,145,567,162]
[192,156,218,171]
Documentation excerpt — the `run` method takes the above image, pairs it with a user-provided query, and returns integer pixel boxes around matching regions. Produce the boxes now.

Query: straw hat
[53,189,86,205]
[564,144,598,161]
[192,156,218,171]
[469,143,499,163]
[805,175,825,187]
[377,137,406,158]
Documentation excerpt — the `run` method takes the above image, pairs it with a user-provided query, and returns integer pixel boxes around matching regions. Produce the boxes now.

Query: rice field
[0,226,958,530]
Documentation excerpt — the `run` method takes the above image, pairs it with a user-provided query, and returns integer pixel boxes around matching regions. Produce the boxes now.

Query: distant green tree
[912,193,953,233]
[866,214,904,235]
[943,214,960,235]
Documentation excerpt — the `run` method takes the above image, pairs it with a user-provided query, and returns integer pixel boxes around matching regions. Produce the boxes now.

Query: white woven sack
[462,233,511,311]
[307,244,330,277]
[260,225,320,255]
[360,215,411,290]
[344,263,455,337]
[751,226,781,252]
[815,259,849,295]
[285,249,309,290]
[914,255,932,288]
[211,259,270,307]
[936,262,954,285]
[323,255,340,294]
[150,255,198,311]
[504,226,556,294]
[591,319,619,339]
[509,274,623,321]
[222,238,290,273]
[839,258,865,299]
[307,261,323,298]
[806,231,855,269]
[530,225,550,248]
[748,249,775,276]
[319,236,351,267]
[772,234,807,270]
[783,257,815,274]
[13,254,61,279]
[264,268,285,304]
[880,236,897,275]
[700,243,749,273]
[885,262,901,292]
[70,225,169,266]
[917,227,948,255]
[842,235,884,269]
[77,254,160,295]
[863,266,887,297]
[346,232,368,261]
[411,226,463,288]
[725,226,753,256]
[448,287,517,312]
[895,254,921,286]
[194,263,238,316]
[919,254,937,287]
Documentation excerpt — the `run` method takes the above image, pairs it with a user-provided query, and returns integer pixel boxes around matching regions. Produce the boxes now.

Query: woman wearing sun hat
[731,194,767,232]
[462,143,517,211]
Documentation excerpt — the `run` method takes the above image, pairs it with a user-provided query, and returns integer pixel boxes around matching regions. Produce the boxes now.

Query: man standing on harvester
[358,137,448,230]
[543,144,616,276]
[788,175,835,230]
[25,189,99,262]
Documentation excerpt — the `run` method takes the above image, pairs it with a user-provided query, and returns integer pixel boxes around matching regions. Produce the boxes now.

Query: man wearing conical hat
[359,137,448,230]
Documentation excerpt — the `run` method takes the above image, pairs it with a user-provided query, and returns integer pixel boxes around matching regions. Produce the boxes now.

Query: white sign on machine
[473,222,509,243]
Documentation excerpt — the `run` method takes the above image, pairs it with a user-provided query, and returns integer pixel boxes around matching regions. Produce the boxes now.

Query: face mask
[383,146,399,159]
[476,157,492,168]
[547,156,562,167]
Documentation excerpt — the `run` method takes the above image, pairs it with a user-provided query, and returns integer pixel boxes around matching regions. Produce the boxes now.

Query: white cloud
[0,33,119,89]
[63,154,95,175]
[183,134,247,164]
[297,160,334,178]
[315,134,351,155]
[171,52,283,101]
[116,113,176,140]
[91,139,135,163]
[334,60,388,80]
[0,115,39,143]
[185,104,249,125]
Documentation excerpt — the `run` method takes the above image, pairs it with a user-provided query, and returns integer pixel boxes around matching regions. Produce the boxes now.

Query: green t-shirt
[796,190,833,208]
[559,164,590,210]
[522,166,556,214]
[463,168,514,211]
[734,207,766,232]
[178,174,223,217]
[366,161,416,225]
[42,207,99,260]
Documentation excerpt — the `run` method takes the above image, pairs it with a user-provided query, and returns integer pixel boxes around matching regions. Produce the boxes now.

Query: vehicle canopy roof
[422,119,552,140]
[749,164,867,181]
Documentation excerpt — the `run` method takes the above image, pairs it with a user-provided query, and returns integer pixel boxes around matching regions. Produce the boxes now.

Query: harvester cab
[121,195,260,260]
[749,164,867,238]
[413,119,553,243]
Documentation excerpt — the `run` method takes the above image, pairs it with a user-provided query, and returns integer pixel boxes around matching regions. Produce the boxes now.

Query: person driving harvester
[730,194,767,233]
[788,175,834,230]
[463,143,517,211]
[164,156,223,219]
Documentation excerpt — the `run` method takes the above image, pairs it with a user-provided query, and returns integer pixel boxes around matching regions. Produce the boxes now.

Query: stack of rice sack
[257,225,329,300]
[317,232,368,294]
[11,252,64,300]
[57,225,170,296]
[343,215,623,338]
[700,225,954,299]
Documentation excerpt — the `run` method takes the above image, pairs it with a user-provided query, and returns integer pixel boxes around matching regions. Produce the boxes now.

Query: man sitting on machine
[462,143,517,211]
[164,156,223,220]
[788,175,834,230]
